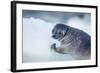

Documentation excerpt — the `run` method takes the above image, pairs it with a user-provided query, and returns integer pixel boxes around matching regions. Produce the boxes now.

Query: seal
[51,24,91,60]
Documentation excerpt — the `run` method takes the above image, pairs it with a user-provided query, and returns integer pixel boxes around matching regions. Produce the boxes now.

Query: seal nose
[52,35,55,38]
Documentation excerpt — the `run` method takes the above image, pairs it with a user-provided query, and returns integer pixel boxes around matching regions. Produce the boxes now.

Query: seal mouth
[58,37,63,41]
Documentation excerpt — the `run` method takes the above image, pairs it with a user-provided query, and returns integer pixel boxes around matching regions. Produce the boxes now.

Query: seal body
[51,24,91,60]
